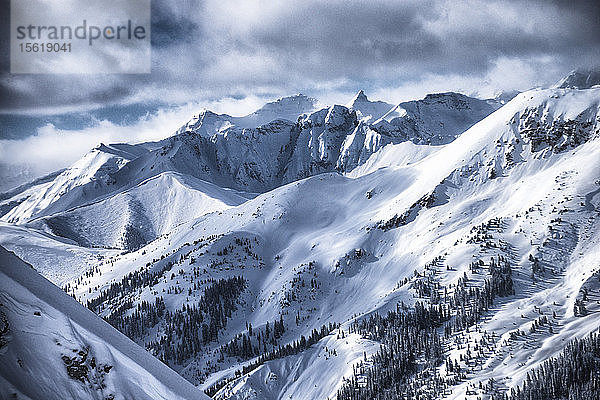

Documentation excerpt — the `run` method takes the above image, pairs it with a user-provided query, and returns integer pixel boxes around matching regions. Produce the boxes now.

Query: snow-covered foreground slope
[0,246,209,400]
[30,87,595,399]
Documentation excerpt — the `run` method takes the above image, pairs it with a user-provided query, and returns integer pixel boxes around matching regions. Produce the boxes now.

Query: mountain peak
[350,90,369,104]
[251,94,317,116]
[554,67,600,89]
[346,90,395,122]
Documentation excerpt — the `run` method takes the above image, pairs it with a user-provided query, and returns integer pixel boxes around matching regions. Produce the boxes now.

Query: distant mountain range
[1,89,498,250]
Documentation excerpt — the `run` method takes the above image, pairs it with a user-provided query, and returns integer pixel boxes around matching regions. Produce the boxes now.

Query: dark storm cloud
[0,0,598,116]
[519,0,600,48]
[242,1,445,77]
[235,0,599,80]
[151,1,203,47]
[0,0,207,113]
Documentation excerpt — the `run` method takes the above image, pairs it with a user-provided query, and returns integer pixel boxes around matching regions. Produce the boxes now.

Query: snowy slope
[29,172,253,250]
[0,246,209,400]
[42,87,598,399]
[216,87,600,400]
[222,88,600,399]
[0,169,65,218]
[0,221,117,287]
[1,143,152,224]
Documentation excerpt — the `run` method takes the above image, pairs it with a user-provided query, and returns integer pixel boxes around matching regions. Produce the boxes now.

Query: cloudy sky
[0,0,599,190]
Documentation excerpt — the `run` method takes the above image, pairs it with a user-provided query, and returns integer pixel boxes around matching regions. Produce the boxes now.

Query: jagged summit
[348,89,369,104]
[554,68,600,89]
[346,90,395,122]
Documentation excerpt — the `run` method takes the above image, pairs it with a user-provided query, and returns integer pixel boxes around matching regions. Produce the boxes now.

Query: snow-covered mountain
[554,67,600,89]
[0,246,209,400]
[0,91,496,250]
[65,86,599,399]
[375,92,500,144]
[346,90,395,122]
[491,89,521,105]
[1,79,600,400]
